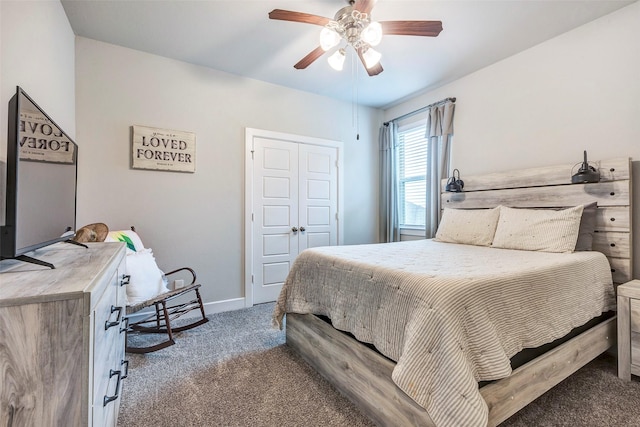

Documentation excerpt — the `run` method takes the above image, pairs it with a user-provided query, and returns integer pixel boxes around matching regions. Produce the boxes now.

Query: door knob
[291,227,298,232]
[299,226,306,232]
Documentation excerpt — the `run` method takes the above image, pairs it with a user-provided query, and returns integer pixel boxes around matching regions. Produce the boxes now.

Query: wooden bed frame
[285,157,633,426]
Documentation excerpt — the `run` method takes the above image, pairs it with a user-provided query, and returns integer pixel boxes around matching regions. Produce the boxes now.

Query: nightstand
[617,279,640,380]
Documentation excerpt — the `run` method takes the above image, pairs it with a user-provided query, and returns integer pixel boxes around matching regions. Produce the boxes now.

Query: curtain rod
[384,97,456,126]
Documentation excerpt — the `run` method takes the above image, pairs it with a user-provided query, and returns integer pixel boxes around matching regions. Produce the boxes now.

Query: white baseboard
[126,297,246,323]
[202,297,247,315]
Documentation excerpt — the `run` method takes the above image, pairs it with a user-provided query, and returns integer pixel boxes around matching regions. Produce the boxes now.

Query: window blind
[398,125,428,228]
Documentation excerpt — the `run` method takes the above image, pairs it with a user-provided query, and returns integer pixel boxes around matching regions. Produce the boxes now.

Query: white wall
[384,2,640,278]
[75,37,381,308]
[0,0,76,225]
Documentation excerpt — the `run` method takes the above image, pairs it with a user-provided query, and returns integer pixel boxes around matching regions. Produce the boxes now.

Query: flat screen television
[1,86,78,269]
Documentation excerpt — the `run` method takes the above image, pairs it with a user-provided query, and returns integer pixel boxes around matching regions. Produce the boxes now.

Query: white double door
[247,131,340,305]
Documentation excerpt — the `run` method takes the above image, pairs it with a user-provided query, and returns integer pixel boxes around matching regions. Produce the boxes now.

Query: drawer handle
[103,369,122,406]
[120,316,129,334]
[120,274,131,287]
[105,305,123,330]
[121,359,129,379]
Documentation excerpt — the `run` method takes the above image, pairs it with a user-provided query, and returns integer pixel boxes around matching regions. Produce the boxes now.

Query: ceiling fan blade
[268,9,331,26]
[357,48,384,76]
[380,20,443,37]
[294,46,326,70]
[354,0,377,15]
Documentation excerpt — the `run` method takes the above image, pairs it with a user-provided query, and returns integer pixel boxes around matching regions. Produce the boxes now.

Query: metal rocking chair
[123,228,209,353]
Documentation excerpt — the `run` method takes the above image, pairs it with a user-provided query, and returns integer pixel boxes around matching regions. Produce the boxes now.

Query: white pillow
[124,248,169,305]
[434,207,500,246]
[105,230,145,253]
[492,205,584,253]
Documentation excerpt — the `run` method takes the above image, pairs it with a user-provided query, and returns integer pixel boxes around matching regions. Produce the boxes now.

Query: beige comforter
[273,239,614,427]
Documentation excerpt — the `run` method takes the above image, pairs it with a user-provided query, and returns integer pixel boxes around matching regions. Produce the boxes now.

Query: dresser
[0,242,128,426]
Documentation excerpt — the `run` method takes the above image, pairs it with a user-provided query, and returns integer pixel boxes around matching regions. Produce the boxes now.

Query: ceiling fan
[268,0,443,76]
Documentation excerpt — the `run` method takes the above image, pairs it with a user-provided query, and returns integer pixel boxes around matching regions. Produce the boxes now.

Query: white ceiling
[60,0,636,108]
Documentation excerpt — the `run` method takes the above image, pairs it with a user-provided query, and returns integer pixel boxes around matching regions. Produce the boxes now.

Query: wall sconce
[571,150,600,184]
[446,169,464,192]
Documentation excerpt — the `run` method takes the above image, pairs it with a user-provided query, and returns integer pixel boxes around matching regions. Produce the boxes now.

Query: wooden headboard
[441,157,633,284]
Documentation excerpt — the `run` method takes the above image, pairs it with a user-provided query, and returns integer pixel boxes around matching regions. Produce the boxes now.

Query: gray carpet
[118,303,640,426]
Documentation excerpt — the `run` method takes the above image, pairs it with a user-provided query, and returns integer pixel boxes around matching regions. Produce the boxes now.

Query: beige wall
[0,1,75,146]
[0,0,76,224]
[384,2,640,278]
[75,37,381,308]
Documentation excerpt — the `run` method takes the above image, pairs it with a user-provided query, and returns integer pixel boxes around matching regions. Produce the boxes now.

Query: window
[397,124,428,229]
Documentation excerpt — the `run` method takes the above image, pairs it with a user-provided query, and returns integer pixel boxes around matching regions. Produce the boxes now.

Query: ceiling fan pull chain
[351,54,360,140]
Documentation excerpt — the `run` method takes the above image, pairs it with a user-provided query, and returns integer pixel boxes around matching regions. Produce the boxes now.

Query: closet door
[298,143,338,252]
[249,134,339,305]
[252,137,300,305]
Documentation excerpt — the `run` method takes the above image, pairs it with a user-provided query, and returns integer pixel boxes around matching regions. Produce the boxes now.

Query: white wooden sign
[131,125,196,173]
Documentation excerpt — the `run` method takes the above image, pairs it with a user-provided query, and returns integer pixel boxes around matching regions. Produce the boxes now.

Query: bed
[273,157,633,427]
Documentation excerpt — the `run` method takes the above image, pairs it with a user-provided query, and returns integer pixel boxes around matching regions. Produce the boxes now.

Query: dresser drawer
[92,357,125,427]
[92,265,127,426]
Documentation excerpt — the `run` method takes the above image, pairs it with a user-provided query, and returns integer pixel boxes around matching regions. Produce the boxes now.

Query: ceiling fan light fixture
[328,48,346,71]
[361,21,382,46]
[362,47,382,69]
[320,27,341,51]
[268,2,443,76]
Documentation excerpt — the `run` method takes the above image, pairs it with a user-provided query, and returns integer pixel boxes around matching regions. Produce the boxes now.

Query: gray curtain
[379,122,400,243]
[425,101,456,238]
